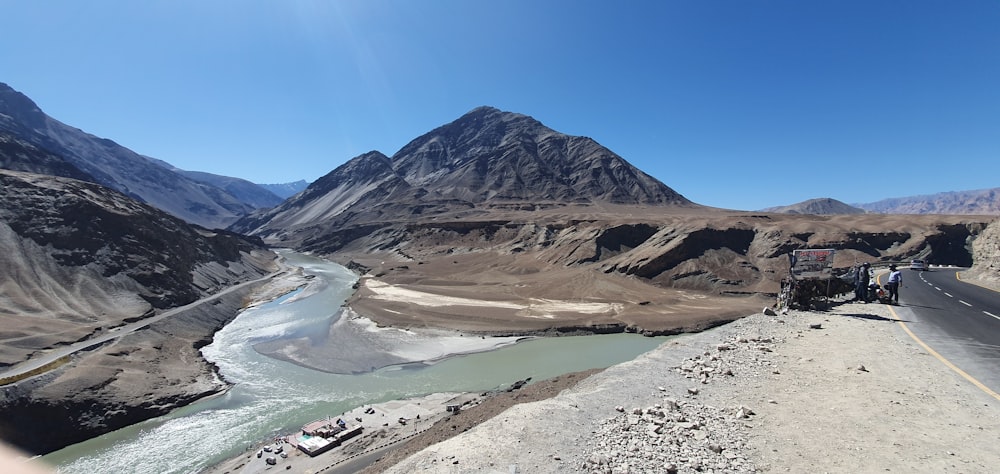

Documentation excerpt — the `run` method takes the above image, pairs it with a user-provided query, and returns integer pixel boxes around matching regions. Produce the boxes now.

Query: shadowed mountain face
[0,132,94,181]
[231,107,694,248]
[0,82,255,228]
[0,169,276,366]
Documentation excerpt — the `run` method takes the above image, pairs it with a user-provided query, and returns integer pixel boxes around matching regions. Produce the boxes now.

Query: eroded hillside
[326,206,990,334]
[0,170,278,454]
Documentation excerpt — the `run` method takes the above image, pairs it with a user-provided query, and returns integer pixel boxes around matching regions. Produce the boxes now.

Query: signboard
[790,249,836,280]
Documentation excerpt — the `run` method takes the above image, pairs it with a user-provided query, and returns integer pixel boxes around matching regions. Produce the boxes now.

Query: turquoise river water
[42,252,668,474]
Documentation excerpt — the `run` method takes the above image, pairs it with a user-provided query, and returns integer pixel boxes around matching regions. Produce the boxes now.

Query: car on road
[910,259,928,271]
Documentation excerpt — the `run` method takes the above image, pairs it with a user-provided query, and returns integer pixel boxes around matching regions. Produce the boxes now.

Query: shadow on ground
[840,312,909,323]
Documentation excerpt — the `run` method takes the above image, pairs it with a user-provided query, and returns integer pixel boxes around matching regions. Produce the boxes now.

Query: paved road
[881,267,1000,397]
[0,271,282,382]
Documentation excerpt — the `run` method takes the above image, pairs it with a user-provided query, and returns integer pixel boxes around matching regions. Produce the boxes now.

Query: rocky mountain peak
[0,82,47,131]
[231,106,695,251]
[390,106,690,205]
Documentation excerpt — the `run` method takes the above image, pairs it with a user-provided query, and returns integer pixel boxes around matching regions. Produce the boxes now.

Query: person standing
[854,262,871,302]
[886,264,903,304]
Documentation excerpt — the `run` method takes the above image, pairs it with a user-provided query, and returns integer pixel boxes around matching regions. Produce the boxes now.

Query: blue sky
[2,1,998,210]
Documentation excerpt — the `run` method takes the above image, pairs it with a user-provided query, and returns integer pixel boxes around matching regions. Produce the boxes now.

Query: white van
[910,259,927,271]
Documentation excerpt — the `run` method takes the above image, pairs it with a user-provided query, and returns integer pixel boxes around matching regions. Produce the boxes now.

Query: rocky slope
[0,82,255,228]
[0,285,259,455]
[964,218,1000,289]
[146,158,285,209]
[0,169,278,454]
[177,170,283,209]
[0,132,94,181]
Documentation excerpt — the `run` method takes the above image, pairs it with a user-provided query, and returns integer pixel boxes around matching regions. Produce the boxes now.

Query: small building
[297,436,339,457]
[336,425,363,443]
[302,418,350,437]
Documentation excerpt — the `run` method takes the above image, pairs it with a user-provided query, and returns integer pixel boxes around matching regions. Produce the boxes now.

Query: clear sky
[2,1,998,210]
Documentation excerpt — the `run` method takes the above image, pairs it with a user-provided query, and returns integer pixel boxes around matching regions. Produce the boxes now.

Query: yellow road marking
[878,273,1000,402]
[886,305,1000,401]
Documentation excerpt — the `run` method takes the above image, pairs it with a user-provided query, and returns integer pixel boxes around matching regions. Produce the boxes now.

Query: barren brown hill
[760,197,866,215]
[336,205,989,335]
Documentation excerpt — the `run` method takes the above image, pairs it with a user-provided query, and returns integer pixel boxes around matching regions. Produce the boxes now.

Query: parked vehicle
[910,259,927,271]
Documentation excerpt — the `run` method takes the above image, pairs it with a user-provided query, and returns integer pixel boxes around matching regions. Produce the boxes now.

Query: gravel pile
[579,324,784,473]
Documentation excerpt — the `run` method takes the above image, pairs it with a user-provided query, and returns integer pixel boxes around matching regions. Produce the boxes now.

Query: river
[43,252,669,474]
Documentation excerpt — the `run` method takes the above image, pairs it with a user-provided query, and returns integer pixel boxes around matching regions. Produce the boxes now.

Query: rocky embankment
[0,283,265,455]
[964,218,1000,290]
[376,299,1000,473]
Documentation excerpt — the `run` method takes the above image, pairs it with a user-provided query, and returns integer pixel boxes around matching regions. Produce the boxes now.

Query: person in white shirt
[886,264,903,305]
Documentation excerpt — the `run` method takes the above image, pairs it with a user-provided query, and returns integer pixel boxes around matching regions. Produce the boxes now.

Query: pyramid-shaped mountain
[392,106,687,204]
[232,107,694,246]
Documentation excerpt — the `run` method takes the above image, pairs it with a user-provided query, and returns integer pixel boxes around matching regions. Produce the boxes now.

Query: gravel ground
[376,297,1000,473]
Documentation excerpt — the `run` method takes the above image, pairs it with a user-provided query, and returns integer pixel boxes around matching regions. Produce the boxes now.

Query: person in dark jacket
[854,262,871,303]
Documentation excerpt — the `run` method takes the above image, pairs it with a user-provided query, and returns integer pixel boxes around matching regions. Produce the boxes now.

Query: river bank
[370,297,1000,473]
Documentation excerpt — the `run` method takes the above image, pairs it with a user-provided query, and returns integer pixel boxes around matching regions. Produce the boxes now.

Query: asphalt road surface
[881,267,1000,398]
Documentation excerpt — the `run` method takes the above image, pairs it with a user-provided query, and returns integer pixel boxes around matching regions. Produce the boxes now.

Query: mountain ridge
[257,179,310,199]
[854,188,1000,215]
[230,106,695,249]
[0,82,255,228]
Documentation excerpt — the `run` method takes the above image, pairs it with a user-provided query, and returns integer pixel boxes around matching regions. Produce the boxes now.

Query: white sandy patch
[346,312,525,362]
[362,279,622,319]
[363,279,523,309]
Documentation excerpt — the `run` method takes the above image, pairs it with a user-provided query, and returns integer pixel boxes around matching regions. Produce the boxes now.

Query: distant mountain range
[853,188,1000,215]
[762,189,1000,216]
[257,180,310,199]
[0,82,280,228]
